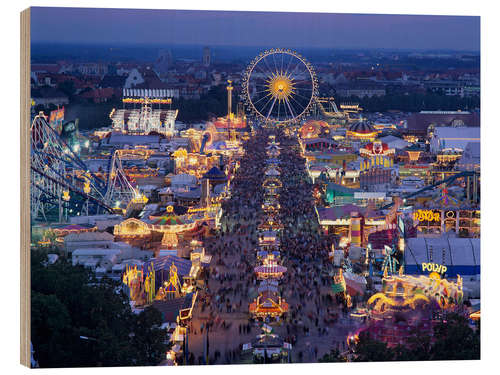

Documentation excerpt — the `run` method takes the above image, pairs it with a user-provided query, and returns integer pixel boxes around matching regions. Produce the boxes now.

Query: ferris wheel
[242,48,318,125]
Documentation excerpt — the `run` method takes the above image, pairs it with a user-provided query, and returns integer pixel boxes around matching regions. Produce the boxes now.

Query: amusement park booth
[412,206,480,237]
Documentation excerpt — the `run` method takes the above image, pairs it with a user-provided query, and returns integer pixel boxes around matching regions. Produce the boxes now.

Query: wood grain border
[20,7,31,368]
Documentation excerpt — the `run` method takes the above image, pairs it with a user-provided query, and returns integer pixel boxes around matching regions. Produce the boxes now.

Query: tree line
[31,250,169,367]
[319,313,480,363]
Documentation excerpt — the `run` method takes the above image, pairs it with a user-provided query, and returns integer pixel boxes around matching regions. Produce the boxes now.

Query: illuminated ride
[313,97,361,124]
[366,268,464,319]
[30,113,112,221]
[30,113,147,221]
[242,48,318,125]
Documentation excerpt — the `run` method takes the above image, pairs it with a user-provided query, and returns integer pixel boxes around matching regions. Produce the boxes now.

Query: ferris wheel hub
[268,74,294,101]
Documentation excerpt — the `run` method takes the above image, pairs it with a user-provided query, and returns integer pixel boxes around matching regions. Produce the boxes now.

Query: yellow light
[413,209,440,222]
[429,271,442,280]
[267,73,295,101]
[62,190,70,201]
[83,182,91,194]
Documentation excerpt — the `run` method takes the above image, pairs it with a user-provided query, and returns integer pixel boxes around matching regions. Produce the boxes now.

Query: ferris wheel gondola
[241,48,318,126]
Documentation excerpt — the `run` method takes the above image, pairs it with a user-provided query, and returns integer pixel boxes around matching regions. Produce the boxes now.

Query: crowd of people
[187,128,355,364]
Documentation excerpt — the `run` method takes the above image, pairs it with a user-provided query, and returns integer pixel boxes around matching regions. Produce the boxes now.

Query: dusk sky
[31,7,480,51]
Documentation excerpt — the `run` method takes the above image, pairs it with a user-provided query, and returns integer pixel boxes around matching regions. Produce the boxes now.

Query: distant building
[100,74,127,89]
[406,111,480,132]
[155,49,173,76]
[124,67,179,98]
[335,82,386,98]
[80,87,115,103]
[203,47,211,67]
[424,80,479,97]
[76,63,108,77]
[31,64,62,74]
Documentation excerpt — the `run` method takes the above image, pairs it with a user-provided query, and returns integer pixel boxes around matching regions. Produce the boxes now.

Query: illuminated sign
[422,262,447,274]
[122,98,172,104]
[413,210,440,222]
[187,204,220,213]
[49,107,65,123]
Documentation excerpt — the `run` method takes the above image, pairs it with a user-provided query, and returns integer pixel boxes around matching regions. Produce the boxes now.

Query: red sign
[49,107,65,124]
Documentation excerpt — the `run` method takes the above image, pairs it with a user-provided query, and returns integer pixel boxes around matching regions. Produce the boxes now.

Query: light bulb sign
[413,209,440,223]
[422,262,447,274]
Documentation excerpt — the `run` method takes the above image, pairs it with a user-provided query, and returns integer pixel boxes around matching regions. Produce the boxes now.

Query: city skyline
[31,7,480,52]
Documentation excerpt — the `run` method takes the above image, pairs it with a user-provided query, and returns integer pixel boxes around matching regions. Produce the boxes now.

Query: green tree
[130,306,169,366]
[430,313,480,360]
[352,332,395,362]
[342,313,479,362]
[318,348,345,362]
[30,249,168,367]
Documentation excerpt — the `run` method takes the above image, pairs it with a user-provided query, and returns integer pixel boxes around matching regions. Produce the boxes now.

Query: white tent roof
[65,231,114,242]
[72,248,122,257]
[379,135,409,149]
[405,237,480,266]
[170,173,197,186]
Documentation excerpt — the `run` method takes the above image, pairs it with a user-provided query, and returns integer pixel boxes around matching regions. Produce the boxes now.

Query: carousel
[113,204,207,249]
[299,119,331,139]
[346,121,379,142]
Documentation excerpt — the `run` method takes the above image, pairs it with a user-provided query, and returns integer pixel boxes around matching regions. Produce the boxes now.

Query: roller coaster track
[31,165,113,211]
[314,97,344,119]
[30,114,131,221]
